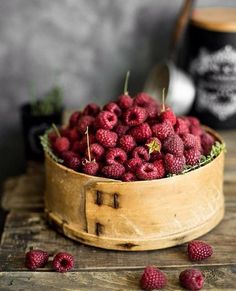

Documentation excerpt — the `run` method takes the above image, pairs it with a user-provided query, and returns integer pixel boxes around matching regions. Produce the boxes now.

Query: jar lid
[191,8,236,32]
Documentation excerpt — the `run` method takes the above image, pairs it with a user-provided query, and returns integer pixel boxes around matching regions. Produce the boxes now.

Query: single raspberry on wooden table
[179,269,204,290]
[187,240,213,261]
[140,266,167,290]
[25,249,49,270]
[52,252,74,273]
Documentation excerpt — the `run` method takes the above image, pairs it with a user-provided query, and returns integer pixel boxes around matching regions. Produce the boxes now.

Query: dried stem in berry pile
[161,88,166,112]
[52,123,61,137]
[124,70,130,95]
[85,126,92,162]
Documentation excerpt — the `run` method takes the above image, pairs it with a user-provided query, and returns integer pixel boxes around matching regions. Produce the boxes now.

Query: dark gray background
[0,0,235,184]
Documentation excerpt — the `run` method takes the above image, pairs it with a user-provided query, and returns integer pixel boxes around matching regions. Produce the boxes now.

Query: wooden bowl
[44,128,225,251]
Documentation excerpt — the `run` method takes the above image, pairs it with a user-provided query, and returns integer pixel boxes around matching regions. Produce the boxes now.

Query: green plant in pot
[21,86,64,161]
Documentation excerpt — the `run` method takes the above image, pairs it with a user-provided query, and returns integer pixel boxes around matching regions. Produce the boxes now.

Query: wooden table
[0,131,236,290]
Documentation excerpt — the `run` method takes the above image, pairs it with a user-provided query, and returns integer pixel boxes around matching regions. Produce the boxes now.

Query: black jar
[183,8,236,129]
[20,104,63,161]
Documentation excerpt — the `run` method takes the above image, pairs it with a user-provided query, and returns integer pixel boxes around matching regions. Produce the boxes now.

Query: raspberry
[201,133,215,155]
[96,111,118,130]
[190,125,203,136]
[179,269,204,290]
[121,172,136,182]
[164,153,185,174]
[73,134,95,153]
[62,151,81,170]
[77,115,95,134]
[119,135,136,152]
[83,103,100,116]
[187,240,213,261]
[123,106,147,126]
[125,158,143,172]
[86,143,104,161]
[48,132,57,144]
[136,163,159,180]
[130,123,152,142]
[104,102,122,117]
[101,164,125,179]
[160,109,176,125]
[95,129,118,148]
[163,134,184,156]
[146,105,159,119]
[152,120,174,141]
[54,137,70,153]
[82,161,99,176]
[145,137,161,154]
[52,252,74,273]
[181,133,201,150]
[118,94,133,109]
[153,159,166,178]
[150,151,163,162]
[140,266,167,290]
[66,128,79,143]
[114,123,129,137]
[174,117,190,135]
[134,92,156,107]
[105,148,127,165]
[187,116,200,127]
[25,249,49,270]
[185,149,201,166]
[69,111,81,128]
[132,146,149,161]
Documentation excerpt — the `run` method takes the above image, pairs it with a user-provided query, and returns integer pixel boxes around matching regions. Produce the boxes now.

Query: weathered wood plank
[0,206,235,271]
[0,266,235,291]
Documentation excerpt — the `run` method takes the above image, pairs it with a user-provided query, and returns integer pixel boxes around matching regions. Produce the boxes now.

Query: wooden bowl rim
[45,126,224,185]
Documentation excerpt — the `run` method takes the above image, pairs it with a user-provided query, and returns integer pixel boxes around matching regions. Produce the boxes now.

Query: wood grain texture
[0,266,236,291]
[0,206,235,271]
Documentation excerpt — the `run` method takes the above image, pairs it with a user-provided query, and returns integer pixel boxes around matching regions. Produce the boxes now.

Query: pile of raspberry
[49,92,215,181]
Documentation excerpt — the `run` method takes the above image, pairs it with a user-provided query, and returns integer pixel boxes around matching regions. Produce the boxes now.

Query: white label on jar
[190,45,236,120]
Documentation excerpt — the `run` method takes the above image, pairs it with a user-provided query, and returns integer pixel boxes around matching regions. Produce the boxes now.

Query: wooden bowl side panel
[84,152,224,240]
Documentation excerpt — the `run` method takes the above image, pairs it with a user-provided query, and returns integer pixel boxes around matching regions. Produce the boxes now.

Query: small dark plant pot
[20,103,63,161]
